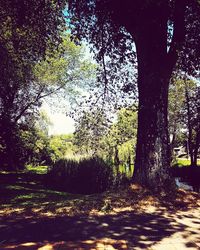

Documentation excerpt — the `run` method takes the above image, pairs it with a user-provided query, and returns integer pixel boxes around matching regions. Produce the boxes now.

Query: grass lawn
[174,158,200,167]
[0,171,83,216]
[25,164,49,174]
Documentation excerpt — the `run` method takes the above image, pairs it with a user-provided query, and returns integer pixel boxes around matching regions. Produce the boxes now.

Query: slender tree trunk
[185,83,195,166]
[114,145,120,175]
[193,130,200,167]
[132,22,174,190]
[193,103,200,167]
[170,131,177,162]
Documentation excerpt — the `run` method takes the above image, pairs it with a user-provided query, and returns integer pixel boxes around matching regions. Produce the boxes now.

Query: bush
[46,157,121,194]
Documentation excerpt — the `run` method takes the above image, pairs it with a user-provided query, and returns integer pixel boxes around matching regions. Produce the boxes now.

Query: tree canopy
[69,0,200,189]
[69,0,200,77]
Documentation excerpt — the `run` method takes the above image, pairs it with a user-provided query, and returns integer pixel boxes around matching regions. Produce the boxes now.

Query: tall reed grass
[46,156,124,194]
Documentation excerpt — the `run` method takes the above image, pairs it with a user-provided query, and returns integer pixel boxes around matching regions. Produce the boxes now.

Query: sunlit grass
[0,180,82,211]
[174,158,200,167]
[119,164,134,177]
[25,165,49,174]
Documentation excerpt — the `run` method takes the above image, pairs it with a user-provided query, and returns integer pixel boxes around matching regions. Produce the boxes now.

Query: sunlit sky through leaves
[42,102,75,135]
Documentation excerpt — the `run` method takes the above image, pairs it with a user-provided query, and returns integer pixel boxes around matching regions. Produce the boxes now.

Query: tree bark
[131,20,174,190]
[133,81,172,189]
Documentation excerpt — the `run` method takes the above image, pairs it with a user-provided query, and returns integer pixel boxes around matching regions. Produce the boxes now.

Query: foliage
[96,107,137,174]
[168,79,186,148]
[169,78,200,166]
[73,106,137,173]
[46,157,118,194]
[0,0,66,61]
[14,125,51,167]
[0,0,67,127]
[46,155,130,194]
[183,80,200,166]
[0,32,94,169]
[49,134,75,162]
[13,119,76,168]
[69,1,200,78]
[0,111,51,169]
[33,35,95,105]
[68,0,200,188]
[73,109,109,155]
[0,0,65,169]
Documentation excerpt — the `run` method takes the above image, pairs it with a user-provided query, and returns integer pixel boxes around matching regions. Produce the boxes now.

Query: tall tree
[103,108,137,165]
[69,0,200,189]
[183,80,200,167]
[0,0,66,169]
[74,109,109,155]
[168,79,186,154]
[0,34,93,169]
[168,78,200,166]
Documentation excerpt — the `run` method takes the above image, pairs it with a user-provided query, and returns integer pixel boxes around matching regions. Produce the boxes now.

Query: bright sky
[48,113,75,135]
[41,101,75,135]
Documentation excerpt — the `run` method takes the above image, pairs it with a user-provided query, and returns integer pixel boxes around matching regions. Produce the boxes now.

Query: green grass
[0,171,82,211]
[25,165,49,174]
[174,158,200,167]
[119,164,134,177]
[0,165,49,175]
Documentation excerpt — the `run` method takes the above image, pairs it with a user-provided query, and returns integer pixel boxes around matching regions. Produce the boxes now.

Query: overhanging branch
[167,0,187,73]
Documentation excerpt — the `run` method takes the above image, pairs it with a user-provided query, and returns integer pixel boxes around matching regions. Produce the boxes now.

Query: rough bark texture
[131,15,174,190]
[133,76,172,189]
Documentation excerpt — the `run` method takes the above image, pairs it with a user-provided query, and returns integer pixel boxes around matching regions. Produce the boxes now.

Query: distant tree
[69,0,200,189]
[168,79,186,152]
[0,0,66,169]
[5,111,53,168]
[103,108,137,167]
[49,134,75,162]
[19,126,51,167]
[183,79,200,167]
[168,78,200,166]
[0,29,93,168]
[74,109,109,155]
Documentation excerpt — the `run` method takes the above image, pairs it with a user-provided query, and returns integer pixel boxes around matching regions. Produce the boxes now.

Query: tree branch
[167,0,187,73]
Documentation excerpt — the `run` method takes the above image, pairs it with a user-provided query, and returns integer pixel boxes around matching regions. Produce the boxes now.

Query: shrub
[46,157,122,194]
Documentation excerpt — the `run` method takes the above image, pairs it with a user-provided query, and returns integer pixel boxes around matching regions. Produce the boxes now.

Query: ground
[0,171,200,250]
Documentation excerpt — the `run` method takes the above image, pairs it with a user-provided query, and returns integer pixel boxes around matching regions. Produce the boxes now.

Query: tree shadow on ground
[0,209,189,249]
[0,172,82,212]
[0,172,200,249]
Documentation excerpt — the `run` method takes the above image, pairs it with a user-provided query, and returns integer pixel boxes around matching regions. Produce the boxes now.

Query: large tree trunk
[133,77,172,189]
[132,19,174,190]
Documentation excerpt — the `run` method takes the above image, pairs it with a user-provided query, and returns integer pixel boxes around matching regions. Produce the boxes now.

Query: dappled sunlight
[1,0,200,248]
[1,239,129,250]
[1,203,200,249]
[1,172,200,249]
